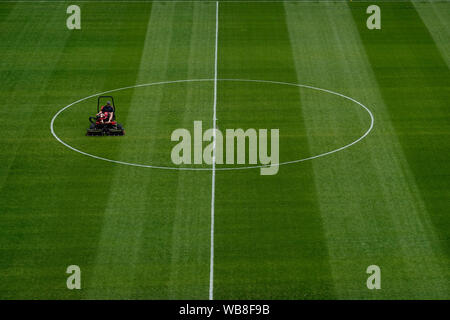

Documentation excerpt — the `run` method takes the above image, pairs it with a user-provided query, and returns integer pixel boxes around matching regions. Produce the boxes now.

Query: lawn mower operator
[99,101,114,123]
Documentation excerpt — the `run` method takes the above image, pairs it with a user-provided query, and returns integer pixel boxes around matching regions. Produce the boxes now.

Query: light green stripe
[413,0,450,67]
[167,2,216,299]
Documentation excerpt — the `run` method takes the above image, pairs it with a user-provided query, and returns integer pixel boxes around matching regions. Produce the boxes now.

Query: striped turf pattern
[0,1,448,299]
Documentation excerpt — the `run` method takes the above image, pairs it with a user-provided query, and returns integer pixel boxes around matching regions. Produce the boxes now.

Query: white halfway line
[209,0,219,301]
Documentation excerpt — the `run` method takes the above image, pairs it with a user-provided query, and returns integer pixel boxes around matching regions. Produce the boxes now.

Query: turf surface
[0,0,448,299]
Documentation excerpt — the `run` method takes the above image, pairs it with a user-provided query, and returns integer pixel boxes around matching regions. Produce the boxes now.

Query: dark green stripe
[215,2,335,299]
[0,2,153,299]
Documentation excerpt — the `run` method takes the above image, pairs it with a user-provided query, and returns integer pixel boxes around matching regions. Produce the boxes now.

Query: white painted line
[209,0,219,301]
[50,78,374,170]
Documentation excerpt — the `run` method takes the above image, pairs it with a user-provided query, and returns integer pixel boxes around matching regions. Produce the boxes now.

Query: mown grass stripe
[0,2,153,299]
[214,1,335,299]
[349,0,450,276]
[0,2,69,192]
[86,2,178,299]
[0,3,74,298]
[86,2,216,299]
[167,2,216,299]
[413,1,450,67]
[285,1,448,298]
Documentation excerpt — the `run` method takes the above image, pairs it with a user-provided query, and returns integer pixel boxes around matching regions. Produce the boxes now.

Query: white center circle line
[50,78,375,171]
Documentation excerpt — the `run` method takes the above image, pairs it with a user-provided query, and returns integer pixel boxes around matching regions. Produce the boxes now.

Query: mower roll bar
[97,96,116,113]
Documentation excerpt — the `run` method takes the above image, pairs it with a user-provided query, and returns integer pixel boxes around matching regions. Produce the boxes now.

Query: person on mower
[100,101,114,123]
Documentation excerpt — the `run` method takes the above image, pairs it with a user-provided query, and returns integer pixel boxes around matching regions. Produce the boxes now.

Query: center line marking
[209,0,219,301]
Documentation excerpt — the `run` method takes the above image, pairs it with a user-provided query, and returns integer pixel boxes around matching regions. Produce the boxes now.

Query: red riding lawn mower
[86,96,125,136]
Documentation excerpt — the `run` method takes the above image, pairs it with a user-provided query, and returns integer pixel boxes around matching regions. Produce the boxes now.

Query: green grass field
[0,0,449,299]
